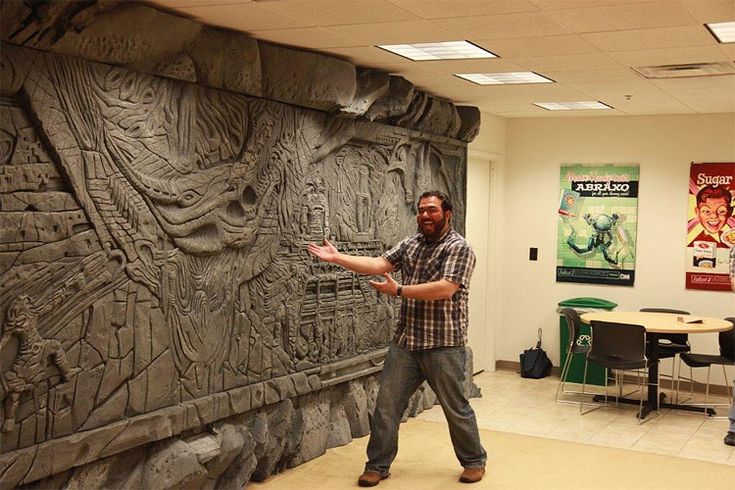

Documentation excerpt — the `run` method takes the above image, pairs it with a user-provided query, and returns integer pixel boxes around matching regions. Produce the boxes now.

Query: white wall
[493,113,735,385]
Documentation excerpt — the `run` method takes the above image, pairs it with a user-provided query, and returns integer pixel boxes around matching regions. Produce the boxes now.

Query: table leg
[638,333,661,419]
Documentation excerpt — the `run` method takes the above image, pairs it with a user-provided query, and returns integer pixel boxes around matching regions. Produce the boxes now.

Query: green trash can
[558,297,617,386]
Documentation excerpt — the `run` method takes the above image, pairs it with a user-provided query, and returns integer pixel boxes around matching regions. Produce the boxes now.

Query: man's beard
[418,215,447,240]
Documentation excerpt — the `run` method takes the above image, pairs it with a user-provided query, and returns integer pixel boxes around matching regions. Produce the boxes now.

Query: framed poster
[685,162,735,291]
[556,164,639,286]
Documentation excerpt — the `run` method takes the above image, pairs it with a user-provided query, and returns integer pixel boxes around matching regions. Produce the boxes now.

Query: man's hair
[418,190,453,212]
[696,185,733,213]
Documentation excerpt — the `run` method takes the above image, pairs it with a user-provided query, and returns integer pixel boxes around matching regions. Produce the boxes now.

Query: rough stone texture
[412,97,463,139]
[187,27,262,97]
[364,76,416,123]
[456,106,482,143]
[250,400,294,482]
[15,370,477,489]
[204,423,245,485]
[343,382,371,437]
[138,439,208,489]
[0,3,480,487]
[341,68,391,116]
[287,393,331,467]
[326,401,353,448]
[464,348,483,399]
[215,429,257,490]
[0,1,479,141]
[51,3,202,68]
[259,42,357,113]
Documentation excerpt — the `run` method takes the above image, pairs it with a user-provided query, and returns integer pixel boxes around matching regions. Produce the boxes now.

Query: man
[726,245,735,448]
[307,191,486,486]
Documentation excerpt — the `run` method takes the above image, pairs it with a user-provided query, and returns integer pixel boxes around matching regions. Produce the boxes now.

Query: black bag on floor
[520,328,553,379]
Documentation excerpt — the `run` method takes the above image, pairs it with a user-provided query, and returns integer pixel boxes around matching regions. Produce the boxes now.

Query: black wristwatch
[396,285,403,297]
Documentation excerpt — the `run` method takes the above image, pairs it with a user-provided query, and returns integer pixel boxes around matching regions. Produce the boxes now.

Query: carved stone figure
[0,295,80,433]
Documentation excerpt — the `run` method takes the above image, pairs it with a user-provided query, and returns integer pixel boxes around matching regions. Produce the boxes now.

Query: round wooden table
[579,311,734,418]
[580,311,733,334]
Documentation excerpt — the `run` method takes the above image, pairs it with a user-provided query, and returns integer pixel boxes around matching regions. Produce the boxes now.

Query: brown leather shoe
[459,466,485,483]
[358,470,389,487]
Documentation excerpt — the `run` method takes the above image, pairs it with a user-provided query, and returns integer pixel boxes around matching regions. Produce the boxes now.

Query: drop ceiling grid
[144,0,735,117]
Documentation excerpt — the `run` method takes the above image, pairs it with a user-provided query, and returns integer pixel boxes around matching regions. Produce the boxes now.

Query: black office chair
[555,308,592,404]
[580,320,659,423]
[639,308,691,399]
[677,317,735,416]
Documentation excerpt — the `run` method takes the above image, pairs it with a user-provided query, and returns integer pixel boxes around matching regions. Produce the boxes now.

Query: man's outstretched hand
[307,238,339,263]
[368,273,399,296]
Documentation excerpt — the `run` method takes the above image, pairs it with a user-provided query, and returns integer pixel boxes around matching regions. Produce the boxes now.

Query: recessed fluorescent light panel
[377,41,496,61]
[534,101,613,111]
[706,21,735,43]
[456,72,554,85]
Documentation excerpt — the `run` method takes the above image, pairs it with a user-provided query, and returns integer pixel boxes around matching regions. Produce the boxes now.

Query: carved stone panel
[0,41,468,481]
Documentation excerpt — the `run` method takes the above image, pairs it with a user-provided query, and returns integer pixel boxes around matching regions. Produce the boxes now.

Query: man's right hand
[307,238,339,263]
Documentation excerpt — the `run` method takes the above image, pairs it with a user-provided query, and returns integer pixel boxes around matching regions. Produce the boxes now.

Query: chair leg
[579,359,589,414]
[555,346,574,402]
[722,365,733,401]
[704,366,711,416]
[673,356,681,404]
[637,367,645,424]
[580,362,604,415]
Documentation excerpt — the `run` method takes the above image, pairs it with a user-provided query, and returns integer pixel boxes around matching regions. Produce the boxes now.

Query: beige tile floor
[416,369,735,465]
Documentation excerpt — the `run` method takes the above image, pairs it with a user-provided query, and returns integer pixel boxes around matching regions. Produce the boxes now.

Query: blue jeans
[729,380,735,432]
[365,343,487,474]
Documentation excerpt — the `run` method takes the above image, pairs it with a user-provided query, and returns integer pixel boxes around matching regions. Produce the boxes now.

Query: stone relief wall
[0,2,479,487]
[0,45,472,487]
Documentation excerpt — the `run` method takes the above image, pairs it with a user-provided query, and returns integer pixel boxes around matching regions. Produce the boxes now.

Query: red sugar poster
[685,162,735,291]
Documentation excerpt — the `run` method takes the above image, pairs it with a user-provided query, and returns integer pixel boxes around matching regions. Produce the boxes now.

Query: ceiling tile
[387,0,539,18]
[149,0,254,7]
[260,0,418,26]
[650,74,735,96]
[248,27,354,49]
[544,1,697,33]
[678,0,735,23]
[582,25,717,52]
[474,34,598,58]
[615,97,696,115]
[563,79,667,98]
[529,0,665,10]
[513,53,622,72]
[324,20,456,45]
[720,43,735,58]
[543,67,642,83]
[676,94,735,112]
[436,12,571,40]
[608,45,729,66]
[173,3,308,31]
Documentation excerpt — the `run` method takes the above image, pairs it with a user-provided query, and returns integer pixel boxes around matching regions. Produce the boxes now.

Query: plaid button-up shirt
[383,228,476,351]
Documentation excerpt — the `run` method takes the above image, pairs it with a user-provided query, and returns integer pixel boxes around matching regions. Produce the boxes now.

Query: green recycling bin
[558,297,617,386]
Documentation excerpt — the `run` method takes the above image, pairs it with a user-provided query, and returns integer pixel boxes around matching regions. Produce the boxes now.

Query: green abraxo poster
[556,164,639,286]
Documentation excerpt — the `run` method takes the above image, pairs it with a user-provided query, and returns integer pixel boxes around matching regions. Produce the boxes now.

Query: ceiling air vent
[632,62,735,79]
